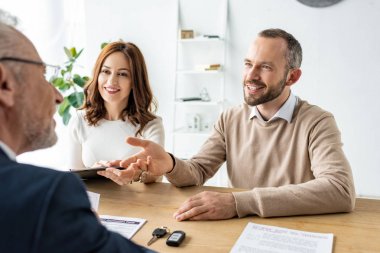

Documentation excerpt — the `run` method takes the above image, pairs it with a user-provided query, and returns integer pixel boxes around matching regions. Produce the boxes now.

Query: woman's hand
[91,160,109,168]
[97,158,151,185]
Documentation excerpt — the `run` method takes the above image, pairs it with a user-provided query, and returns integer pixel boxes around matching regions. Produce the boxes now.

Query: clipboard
[71,166,123,180]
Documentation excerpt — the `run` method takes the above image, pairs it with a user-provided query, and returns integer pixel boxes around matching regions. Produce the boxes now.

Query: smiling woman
[97,51,133,120]
[67,42,165,183]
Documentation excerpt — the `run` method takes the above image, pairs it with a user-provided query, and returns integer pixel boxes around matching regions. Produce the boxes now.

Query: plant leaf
[52,77,65,90]
[62,111,72,125]
[101,42,108,49]
[73,74,86,87]
[53,78,71,92]
[58,98,71,116]
[75,48,84,59]
[70,47,77,57]
[62,80,72,91]
[60,68,66,76]
[57,43,100,126]
[64,47,72,59]
[67,92,84,108]
[66,63,73,72]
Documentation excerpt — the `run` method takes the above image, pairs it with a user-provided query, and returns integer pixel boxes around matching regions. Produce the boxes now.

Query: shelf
[176,69,223,74]
[174,128,212,136]
[178,37,224,43]
[173,0,227,157]
[175,100,220,106]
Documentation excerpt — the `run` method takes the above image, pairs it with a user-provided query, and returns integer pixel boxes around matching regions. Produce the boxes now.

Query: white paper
[100,215,146,239]
[230,222,333,253]
[87,191,100,211]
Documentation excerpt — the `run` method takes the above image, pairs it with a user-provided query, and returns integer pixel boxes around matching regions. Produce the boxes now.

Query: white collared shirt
[0,141,16,160]
[249,92,298,123]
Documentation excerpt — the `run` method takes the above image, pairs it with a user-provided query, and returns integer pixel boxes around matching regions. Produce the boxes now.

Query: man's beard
[243,74,287,106]
[22,119,57,151]
[19,97,57,152]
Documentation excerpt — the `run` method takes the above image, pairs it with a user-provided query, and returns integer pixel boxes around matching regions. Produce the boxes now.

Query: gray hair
[0,10,25,80]
[258,28,302,69]
[0,9,21,57]
[0,9,19,27]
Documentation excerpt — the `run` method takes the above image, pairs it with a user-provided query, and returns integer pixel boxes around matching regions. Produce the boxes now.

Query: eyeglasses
[0,57,60,82]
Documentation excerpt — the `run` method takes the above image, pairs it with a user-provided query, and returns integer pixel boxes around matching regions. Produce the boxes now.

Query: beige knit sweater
[166,99,355,217]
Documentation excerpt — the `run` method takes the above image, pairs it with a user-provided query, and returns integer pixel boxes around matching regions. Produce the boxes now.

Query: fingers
[97,167,134,185]
[172,191,237,221]
[120,152,148,168]
[96,156,154,185]
[174,203,208,221]
[97,160,150,184]
[92,162,102,168]
[147,156,152,166]
[126,137,150,148]
[106,160,122,167]
[173,195,206,221]
[130,159,153,182]
[120,137,151,168]
[136,159,148,172]
[97,170,124,185]
[129,163,145,182]
[92,160,108,168]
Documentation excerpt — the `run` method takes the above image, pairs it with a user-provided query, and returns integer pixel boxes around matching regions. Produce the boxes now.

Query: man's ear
[0,64,16,107]
[285,68,302,87]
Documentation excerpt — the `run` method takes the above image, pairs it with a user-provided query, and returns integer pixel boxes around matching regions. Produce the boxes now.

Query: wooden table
[85,180,380,253]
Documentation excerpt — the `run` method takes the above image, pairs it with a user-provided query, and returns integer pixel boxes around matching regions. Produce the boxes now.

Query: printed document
[87,191,100,211]
[86,191,146,239]
[100,215,146,239]
[230,222,333,253]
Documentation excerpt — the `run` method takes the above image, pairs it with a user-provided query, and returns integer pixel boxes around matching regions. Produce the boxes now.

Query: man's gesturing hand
[120,137,174,176]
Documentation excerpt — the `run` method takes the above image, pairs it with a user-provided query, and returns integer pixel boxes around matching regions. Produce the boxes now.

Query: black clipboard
[70,166,123,180]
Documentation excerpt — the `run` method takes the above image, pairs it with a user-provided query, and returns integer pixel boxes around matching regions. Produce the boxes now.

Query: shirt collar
[249,92,298,123]
[0,141,17,160]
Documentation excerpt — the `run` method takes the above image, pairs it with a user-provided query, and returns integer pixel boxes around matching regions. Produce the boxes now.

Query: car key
[147,227,169,246]
[166,230,186,247]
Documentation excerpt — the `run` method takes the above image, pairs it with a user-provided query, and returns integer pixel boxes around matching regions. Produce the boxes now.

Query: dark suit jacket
[0,148,155,253]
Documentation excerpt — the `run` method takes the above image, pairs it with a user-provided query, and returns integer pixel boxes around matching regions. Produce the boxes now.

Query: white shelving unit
[172,0,229,187]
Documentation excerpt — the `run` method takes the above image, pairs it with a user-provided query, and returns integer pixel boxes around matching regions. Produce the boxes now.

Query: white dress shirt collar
[0,141,17,160]
[249,92,298,123]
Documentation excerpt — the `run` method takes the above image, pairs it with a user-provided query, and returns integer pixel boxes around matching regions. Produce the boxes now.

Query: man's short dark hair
[258,28,302,69]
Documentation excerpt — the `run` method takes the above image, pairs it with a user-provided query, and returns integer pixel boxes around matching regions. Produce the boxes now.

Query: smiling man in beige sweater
[99,28,356,220]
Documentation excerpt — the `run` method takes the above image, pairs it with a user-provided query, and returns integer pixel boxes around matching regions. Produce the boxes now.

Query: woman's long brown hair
[81,41,157,136]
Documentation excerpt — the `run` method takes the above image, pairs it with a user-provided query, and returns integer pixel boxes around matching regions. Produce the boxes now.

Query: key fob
[166,230,186,247]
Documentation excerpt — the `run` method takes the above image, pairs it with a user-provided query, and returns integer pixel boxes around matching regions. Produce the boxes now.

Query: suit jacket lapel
[0,146,11,161]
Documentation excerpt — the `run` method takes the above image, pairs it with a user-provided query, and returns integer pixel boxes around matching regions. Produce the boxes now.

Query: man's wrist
[167,153,176,173]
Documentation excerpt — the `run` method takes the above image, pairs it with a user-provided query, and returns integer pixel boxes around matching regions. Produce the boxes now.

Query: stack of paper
[87,191,146,239]
[231,222,333,253]
[100,215,146,239]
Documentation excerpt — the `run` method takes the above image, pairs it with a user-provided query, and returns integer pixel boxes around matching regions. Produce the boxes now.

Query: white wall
[2,0,379,197]
[82,0,178,148]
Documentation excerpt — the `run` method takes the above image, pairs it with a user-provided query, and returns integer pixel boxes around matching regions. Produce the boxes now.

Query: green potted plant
[52,47,89,125]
